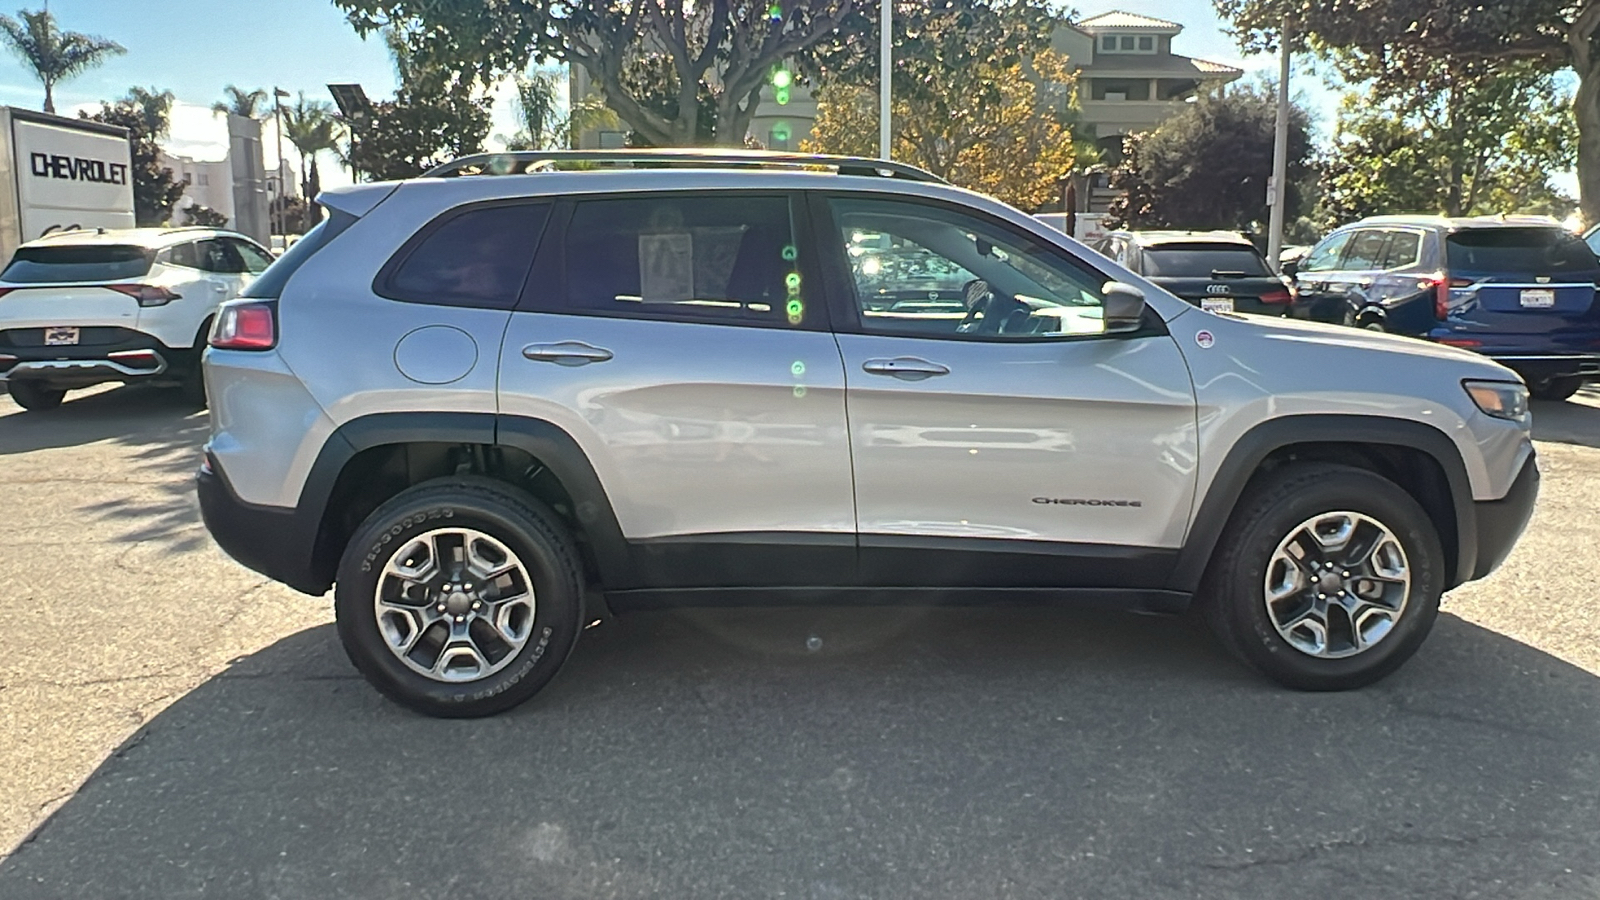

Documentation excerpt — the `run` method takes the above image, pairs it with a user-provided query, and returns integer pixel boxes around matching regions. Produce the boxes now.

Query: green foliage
[332,0,860,146]
[1320,62,1576,225]
[345,26,492,181]
[0,8,124,113]
[181,204,229,227]
[1106,84,1313,233]
[212,85,268,119]
[81,89,186,226]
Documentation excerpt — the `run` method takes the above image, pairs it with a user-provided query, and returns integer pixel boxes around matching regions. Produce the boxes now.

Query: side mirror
[1102,281,1147,334]
[1281,258,1300,278]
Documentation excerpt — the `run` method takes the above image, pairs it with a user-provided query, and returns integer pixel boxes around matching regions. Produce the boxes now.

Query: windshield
[1,244,153,283]
[1142,244,1270,277]
[1446,228,1598,274]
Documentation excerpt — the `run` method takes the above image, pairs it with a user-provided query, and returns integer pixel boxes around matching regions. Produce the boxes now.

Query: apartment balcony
[1078,98,1193,134]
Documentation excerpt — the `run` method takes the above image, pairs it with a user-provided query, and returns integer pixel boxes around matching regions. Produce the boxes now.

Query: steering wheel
[957,279,1016,334]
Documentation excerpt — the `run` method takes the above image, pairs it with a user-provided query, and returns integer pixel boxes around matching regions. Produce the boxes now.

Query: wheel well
[311,442,602,589]
[1248,441,1459,576]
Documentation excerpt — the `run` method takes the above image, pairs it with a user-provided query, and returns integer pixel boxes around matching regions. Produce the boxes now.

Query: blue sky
[0,1,1321,182]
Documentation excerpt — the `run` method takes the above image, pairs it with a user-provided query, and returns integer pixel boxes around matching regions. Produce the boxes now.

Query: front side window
[828,196,1112,339]
[383,202,550,309]
[560,193,810,327]
[195,239,248,274]
[1299,231,1351,273]
[228,238,275,275]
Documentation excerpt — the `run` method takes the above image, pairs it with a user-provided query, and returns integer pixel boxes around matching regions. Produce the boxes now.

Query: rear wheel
[6,381,66,411]
[1201,463,1444,691]
[1530,376,1583,402]
[334,476,584,717]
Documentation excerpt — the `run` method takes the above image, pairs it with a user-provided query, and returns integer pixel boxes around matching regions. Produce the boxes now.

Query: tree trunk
[42,79,53,115]
[1570,4,1600,225]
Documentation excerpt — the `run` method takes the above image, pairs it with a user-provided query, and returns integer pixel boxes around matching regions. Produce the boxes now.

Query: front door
[814,193,1197,589]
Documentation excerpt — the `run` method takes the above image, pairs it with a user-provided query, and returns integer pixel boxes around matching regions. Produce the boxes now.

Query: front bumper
[197,454,330,595]
[1469,452,1539,581]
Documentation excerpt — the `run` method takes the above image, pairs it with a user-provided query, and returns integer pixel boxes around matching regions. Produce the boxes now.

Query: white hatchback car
[0,226,272,410]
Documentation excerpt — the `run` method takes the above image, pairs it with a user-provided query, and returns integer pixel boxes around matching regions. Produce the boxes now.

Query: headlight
[1463,380,1530,422]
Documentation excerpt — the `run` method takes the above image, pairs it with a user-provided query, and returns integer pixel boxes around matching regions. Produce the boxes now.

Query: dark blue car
[1289,215,1600,401]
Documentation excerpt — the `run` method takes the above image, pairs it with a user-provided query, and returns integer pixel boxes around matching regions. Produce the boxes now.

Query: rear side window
[1,244,152,283]
[381,202,550,309]
[242,210,355,299]
[1380,231,1423,269]
[1141,244,1270,277]
[1340,230,1390,270]
[1446,228,1598,274]
[556,194,810,327]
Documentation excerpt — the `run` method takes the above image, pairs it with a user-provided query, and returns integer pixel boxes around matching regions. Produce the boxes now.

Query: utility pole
[271,87,289,241]
[879,0,891,160]
[1266,16,1291,272]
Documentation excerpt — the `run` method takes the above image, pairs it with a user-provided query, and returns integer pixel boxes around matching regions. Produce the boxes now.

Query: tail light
[1438,337,1482,348]
[106,284,182,307]
[1425,273,1475,319]
[1258,288,1294,304]
[209,301,277,350]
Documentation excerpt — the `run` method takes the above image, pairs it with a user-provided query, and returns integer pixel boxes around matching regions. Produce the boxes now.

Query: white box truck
[0,107,135,266]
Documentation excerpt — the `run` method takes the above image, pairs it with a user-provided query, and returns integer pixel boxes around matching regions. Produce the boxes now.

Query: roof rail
[420,149,946,184]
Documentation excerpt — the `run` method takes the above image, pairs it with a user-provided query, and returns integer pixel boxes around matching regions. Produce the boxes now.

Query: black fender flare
[293,411,634,590]
[1166,414,1478,593]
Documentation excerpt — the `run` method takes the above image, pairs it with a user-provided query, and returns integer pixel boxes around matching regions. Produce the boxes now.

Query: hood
[1176,307,1522,379]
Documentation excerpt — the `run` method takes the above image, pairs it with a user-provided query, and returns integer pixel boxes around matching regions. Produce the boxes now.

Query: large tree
[282,92,340,224]
[334,0,861,146]
[1106,84,1313,233]
[1214,0,1600,223]
[345,27,492,180]
[0,7,123,114]
[81,89,186,226]
[1320,61,1576,223]
[211,84,268,119]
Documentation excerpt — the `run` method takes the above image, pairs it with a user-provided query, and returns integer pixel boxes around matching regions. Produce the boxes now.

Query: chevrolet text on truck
[0,107,135,261]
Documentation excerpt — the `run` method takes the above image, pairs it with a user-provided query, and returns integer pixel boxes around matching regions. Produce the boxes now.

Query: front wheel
[6,381,67,411]
[1200,463,1444,691]
[1530,376,1583,402]
[334,477,584,717]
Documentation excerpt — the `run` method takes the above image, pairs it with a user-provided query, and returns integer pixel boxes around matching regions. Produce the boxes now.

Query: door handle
[861,357,950,380]
[522,341,614,366]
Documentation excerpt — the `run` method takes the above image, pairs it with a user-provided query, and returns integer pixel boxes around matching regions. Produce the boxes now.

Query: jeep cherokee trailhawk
[196,151,1539,717]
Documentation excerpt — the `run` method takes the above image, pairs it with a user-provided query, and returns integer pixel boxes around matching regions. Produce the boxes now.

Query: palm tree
[212,85,267,119]
[124,86,174,140]
[281,92,340,201]
[0,8,124,114]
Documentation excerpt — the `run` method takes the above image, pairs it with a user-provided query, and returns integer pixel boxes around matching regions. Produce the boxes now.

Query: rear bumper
[1469,452,1539,581]
[1485,355,1600,381]
[196,453,330,595]
[0,330,182,386]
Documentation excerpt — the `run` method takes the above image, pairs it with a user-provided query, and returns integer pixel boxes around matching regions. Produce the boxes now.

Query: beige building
[1053,11,1242,162]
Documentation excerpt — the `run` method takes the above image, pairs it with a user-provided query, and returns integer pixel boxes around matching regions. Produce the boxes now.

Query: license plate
[1201,297,1235,313]
[43,326,79,346]
[1520,288,1556,308]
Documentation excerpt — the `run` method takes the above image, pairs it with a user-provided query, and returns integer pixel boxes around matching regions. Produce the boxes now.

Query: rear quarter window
[2,244,153,283]
[1446,228,1598,275]
[378,202,550,309]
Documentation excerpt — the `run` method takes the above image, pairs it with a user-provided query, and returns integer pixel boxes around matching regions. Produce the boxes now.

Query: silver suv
[196,151,1539,717]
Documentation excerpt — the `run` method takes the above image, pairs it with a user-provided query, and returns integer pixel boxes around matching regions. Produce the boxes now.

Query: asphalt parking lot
[1,383,1598,899]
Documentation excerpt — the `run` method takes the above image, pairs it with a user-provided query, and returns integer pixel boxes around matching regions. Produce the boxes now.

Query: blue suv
[1290,216,1600,401]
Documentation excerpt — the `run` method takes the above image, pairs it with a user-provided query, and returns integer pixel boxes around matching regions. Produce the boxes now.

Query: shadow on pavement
[0,384,206,461]
[1532,385,1600,450]
[1,605,1595,899]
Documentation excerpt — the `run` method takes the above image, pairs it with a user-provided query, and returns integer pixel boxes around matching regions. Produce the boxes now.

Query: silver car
[196,151,1538,717]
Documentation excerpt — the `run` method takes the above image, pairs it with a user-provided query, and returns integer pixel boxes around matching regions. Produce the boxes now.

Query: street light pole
[1266,17,1291,272]
[879,0,891,160]
[271,87,288,241]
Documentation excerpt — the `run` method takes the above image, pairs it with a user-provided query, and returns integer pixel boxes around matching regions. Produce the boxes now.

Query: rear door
[496,191,856,590]
[815,192,1197,590]
[0,243,150,353]
[1442,227,1600,350]
[1139,242,1288,315]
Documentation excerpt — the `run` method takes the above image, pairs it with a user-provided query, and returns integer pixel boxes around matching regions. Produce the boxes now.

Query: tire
[1360,318,1386,332]
[7,381,66,411]
[1200,463,1444,691]
[1530,376,1583,402]
[334,476,584,717]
